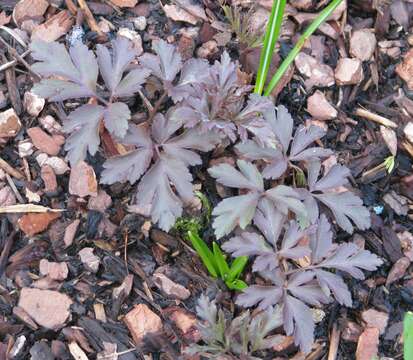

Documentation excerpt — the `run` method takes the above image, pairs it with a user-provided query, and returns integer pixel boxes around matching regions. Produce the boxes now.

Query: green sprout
[174,191,248,291]
[384,155,395,174]
[404,312,413,360]
[255,0,343,96]
[187,230,248,290]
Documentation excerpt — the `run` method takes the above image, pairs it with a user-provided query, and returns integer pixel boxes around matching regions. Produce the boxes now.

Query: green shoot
[188,230,218,278]
[404,312,413,360]
[384,155,395,174]
[264,0,343,96]
[254,0,286,95]
[187,231,247,290]
[174,191,247,291]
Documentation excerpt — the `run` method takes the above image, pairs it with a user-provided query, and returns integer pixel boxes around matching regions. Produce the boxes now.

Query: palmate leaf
[139,39,183,87]
[96,36,149,97]
[208,160,306,238]
[31,36,150,165]
[235,214,382,354]
[236,104,332,180]
[303,161,371,233]
[62,102,131,165]
[31,41,98,100]
[101,110,219,231]
[223,216,311,272]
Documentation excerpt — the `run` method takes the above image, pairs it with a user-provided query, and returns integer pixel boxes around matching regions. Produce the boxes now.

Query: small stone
[164,4,198,25]
[39,115,62,134]
[41,165,58,193]
[69,161,97,198]
[133,16,147,31]
[63,219,80,248]
[335,58,364,85]
[295,52,335,88]
[356,327,379,360]
[396,49,413,90]
[197,40,218,59]
[110,0,137,7]
[25,187,41,203]
[43,156,69,175]
[404,122,413,144]
[342,320,363,342]
[98,20,111,33]
[117,28,143,56]
[307,90,337,120]
[0,108,21,138]
[18,140,34,158]
[18,288,72,330]
[23,91,45,117]
[18,212,61,236]
[88,190,112,212]
[124,304,163,344]
[27,127,62,156]
[350,29,377,61]
[361,309,389,334]
[39,259,68,281]
[78,247,100,273]
[152,272,190,300]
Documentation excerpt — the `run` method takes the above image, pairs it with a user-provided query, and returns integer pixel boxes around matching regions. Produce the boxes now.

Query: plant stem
[254,0,286,95]
[264,0,343,97]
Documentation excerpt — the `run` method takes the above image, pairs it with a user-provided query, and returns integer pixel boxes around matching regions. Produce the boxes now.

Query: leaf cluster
[30,37,382,355]
[186,295,284,359]
[187,230,247,291]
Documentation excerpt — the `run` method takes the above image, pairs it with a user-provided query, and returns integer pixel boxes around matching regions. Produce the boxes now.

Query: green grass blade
[187,230,218,278]
[213,242,230,279]
[264,0,343,96]
[404,312,413,360]
[254,0,286,95]
[227,256,248,282]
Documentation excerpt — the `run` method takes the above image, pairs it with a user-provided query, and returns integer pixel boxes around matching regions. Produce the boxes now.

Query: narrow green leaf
[213,242,230,279]
[188,230,218,278]
[264,0,343,96]
[227,256,248,282]
[404,312,413,360]
[254,0,286,95]
[227,279,248,291]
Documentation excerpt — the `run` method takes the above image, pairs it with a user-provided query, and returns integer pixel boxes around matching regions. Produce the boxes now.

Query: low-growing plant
[175,193,248,291]
[31,34,382,355]
[186,295,285,359]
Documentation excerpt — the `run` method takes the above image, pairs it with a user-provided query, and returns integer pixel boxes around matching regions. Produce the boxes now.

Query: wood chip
[123,304,162,344]
[18,212,61,236]
[18,288,72,330]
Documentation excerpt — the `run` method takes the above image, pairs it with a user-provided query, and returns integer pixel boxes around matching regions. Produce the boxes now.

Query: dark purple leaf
[63,104,104,165]
[103,102,131,138]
